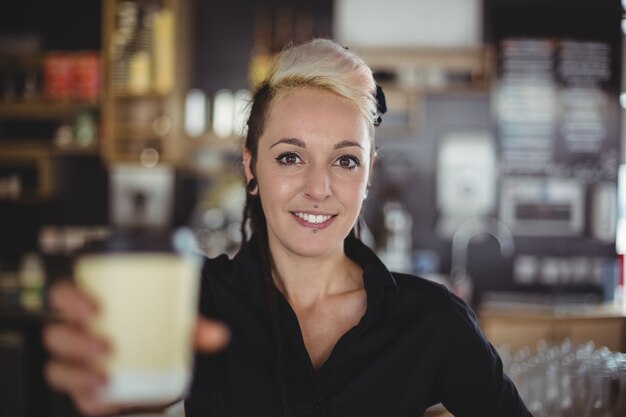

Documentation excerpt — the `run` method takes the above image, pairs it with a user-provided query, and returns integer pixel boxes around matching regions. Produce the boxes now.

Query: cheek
[257,168,301,202]
[335,174,369,201]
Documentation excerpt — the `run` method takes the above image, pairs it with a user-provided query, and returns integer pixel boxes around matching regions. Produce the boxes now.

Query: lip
[290,211,337,229]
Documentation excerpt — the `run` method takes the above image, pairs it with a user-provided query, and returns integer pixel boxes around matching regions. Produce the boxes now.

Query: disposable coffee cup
[74,228,201,405]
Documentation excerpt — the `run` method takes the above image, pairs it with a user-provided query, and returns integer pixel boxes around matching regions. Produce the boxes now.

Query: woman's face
[244,88,373,260]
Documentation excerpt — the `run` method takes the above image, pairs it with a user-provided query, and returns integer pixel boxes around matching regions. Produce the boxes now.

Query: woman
[45,39,531,416]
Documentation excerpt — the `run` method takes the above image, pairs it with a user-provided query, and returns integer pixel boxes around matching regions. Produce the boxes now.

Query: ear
[242,147,255,183]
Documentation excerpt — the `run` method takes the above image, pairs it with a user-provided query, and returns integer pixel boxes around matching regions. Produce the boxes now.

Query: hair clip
[374,84,387,127]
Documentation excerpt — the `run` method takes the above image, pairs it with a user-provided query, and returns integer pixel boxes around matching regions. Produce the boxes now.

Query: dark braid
[241,83,293,417]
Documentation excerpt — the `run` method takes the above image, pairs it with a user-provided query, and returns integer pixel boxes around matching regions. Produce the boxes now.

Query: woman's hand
[43,281,230,416]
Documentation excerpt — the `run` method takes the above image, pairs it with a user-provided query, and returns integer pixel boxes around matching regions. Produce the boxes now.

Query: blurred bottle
[153,7,174,94]
[586,363,613,417]
[1,63,18,102]
[18,252,45,311]
[22,63,40,101]
[73,106,98,149]
[248,6,273,88]
[379,201,413,273]
[617,165,626,311]
[112,1,139,91]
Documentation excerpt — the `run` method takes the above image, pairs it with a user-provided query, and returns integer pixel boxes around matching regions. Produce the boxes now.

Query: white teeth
[294,212,332,224]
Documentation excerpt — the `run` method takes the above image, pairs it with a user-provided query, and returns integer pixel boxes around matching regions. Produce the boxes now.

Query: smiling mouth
[292,212,336,225]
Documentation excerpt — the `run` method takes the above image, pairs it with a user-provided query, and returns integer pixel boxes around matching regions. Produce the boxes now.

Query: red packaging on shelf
[74,52,101,101]
[42,53,74,100]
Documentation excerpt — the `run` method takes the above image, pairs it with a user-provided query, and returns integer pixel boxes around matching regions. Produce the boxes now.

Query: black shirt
[185,236,531,417]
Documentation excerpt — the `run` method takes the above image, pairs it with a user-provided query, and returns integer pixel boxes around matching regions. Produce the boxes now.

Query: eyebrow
[333,140,364,150]
[269,138,364,150]
[270,138,306,149]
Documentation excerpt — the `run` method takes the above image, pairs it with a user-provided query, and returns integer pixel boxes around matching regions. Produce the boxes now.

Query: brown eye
[334,155,360,169]
[275,152,302,165]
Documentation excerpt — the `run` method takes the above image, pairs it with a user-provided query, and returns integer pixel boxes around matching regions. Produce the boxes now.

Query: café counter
[478,299,626,353]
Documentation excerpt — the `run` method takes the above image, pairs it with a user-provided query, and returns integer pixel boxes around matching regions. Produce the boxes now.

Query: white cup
[74,232,201,405]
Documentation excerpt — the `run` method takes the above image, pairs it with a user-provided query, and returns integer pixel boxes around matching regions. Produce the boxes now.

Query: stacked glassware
[498,339,626,417]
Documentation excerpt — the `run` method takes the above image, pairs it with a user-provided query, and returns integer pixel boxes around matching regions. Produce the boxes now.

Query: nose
[302,167,332,200]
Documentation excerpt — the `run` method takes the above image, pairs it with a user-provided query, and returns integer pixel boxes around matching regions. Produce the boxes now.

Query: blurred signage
[495,38,619,180]
[499,177,584,237]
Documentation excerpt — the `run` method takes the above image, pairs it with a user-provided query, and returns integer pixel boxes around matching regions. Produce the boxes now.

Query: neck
[268,241,363,308]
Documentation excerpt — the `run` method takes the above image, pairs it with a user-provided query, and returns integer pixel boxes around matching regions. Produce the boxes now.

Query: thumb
[193,317,230,353]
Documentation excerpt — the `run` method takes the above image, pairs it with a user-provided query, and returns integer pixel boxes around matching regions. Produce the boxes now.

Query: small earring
[247,178,258,195]
[364,188,369,200]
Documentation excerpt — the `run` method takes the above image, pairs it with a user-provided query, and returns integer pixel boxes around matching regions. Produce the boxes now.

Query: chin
[282,232,346,258]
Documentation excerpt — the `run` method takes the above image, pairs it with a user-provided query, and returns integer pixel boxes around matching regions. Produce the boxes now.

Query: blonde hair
[267,39,378,136]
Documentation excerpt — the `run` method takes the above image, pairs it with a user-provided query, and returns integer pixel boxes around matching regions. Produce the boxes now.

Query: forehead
[261,88,371,148]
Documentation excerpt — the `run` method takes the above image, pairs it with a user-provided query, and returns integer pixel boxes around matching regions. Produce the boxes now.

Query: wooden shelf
[113,122,164,139]
[0,140,50,153]
[191,133,242,151]
[0,141,54,201]
[356,46,494,93]
[52,146,100,157]
[111,89,171,99]
[0,101,96,120]
[0,138,100,157]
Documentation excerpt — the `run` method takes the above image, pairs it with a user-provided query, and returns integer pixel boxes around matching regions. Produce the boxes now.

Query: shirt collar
[344,234,398,294]
[233,234,399,310]
[344,234,399,319]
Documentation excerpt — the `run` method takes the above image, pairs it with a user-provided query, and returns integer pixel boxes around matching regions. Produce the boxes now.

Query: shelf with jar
[0,51,101,136]
[101,0,193,166]
[0,51,102,202]
[0,141,53,203]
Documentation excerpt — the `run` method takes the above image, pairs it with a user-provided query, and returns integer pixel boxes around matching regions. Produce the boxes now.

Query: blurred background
[0,0,625,416]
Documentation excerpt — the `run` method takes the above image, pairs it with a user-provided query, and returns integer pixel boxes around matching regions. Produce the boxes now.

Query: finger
[44,324,109,363]
[45,360,107,396]
[45,362,134,417]
[194,318,230,353]
[73,393,125,417]
[49,281,98,324]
